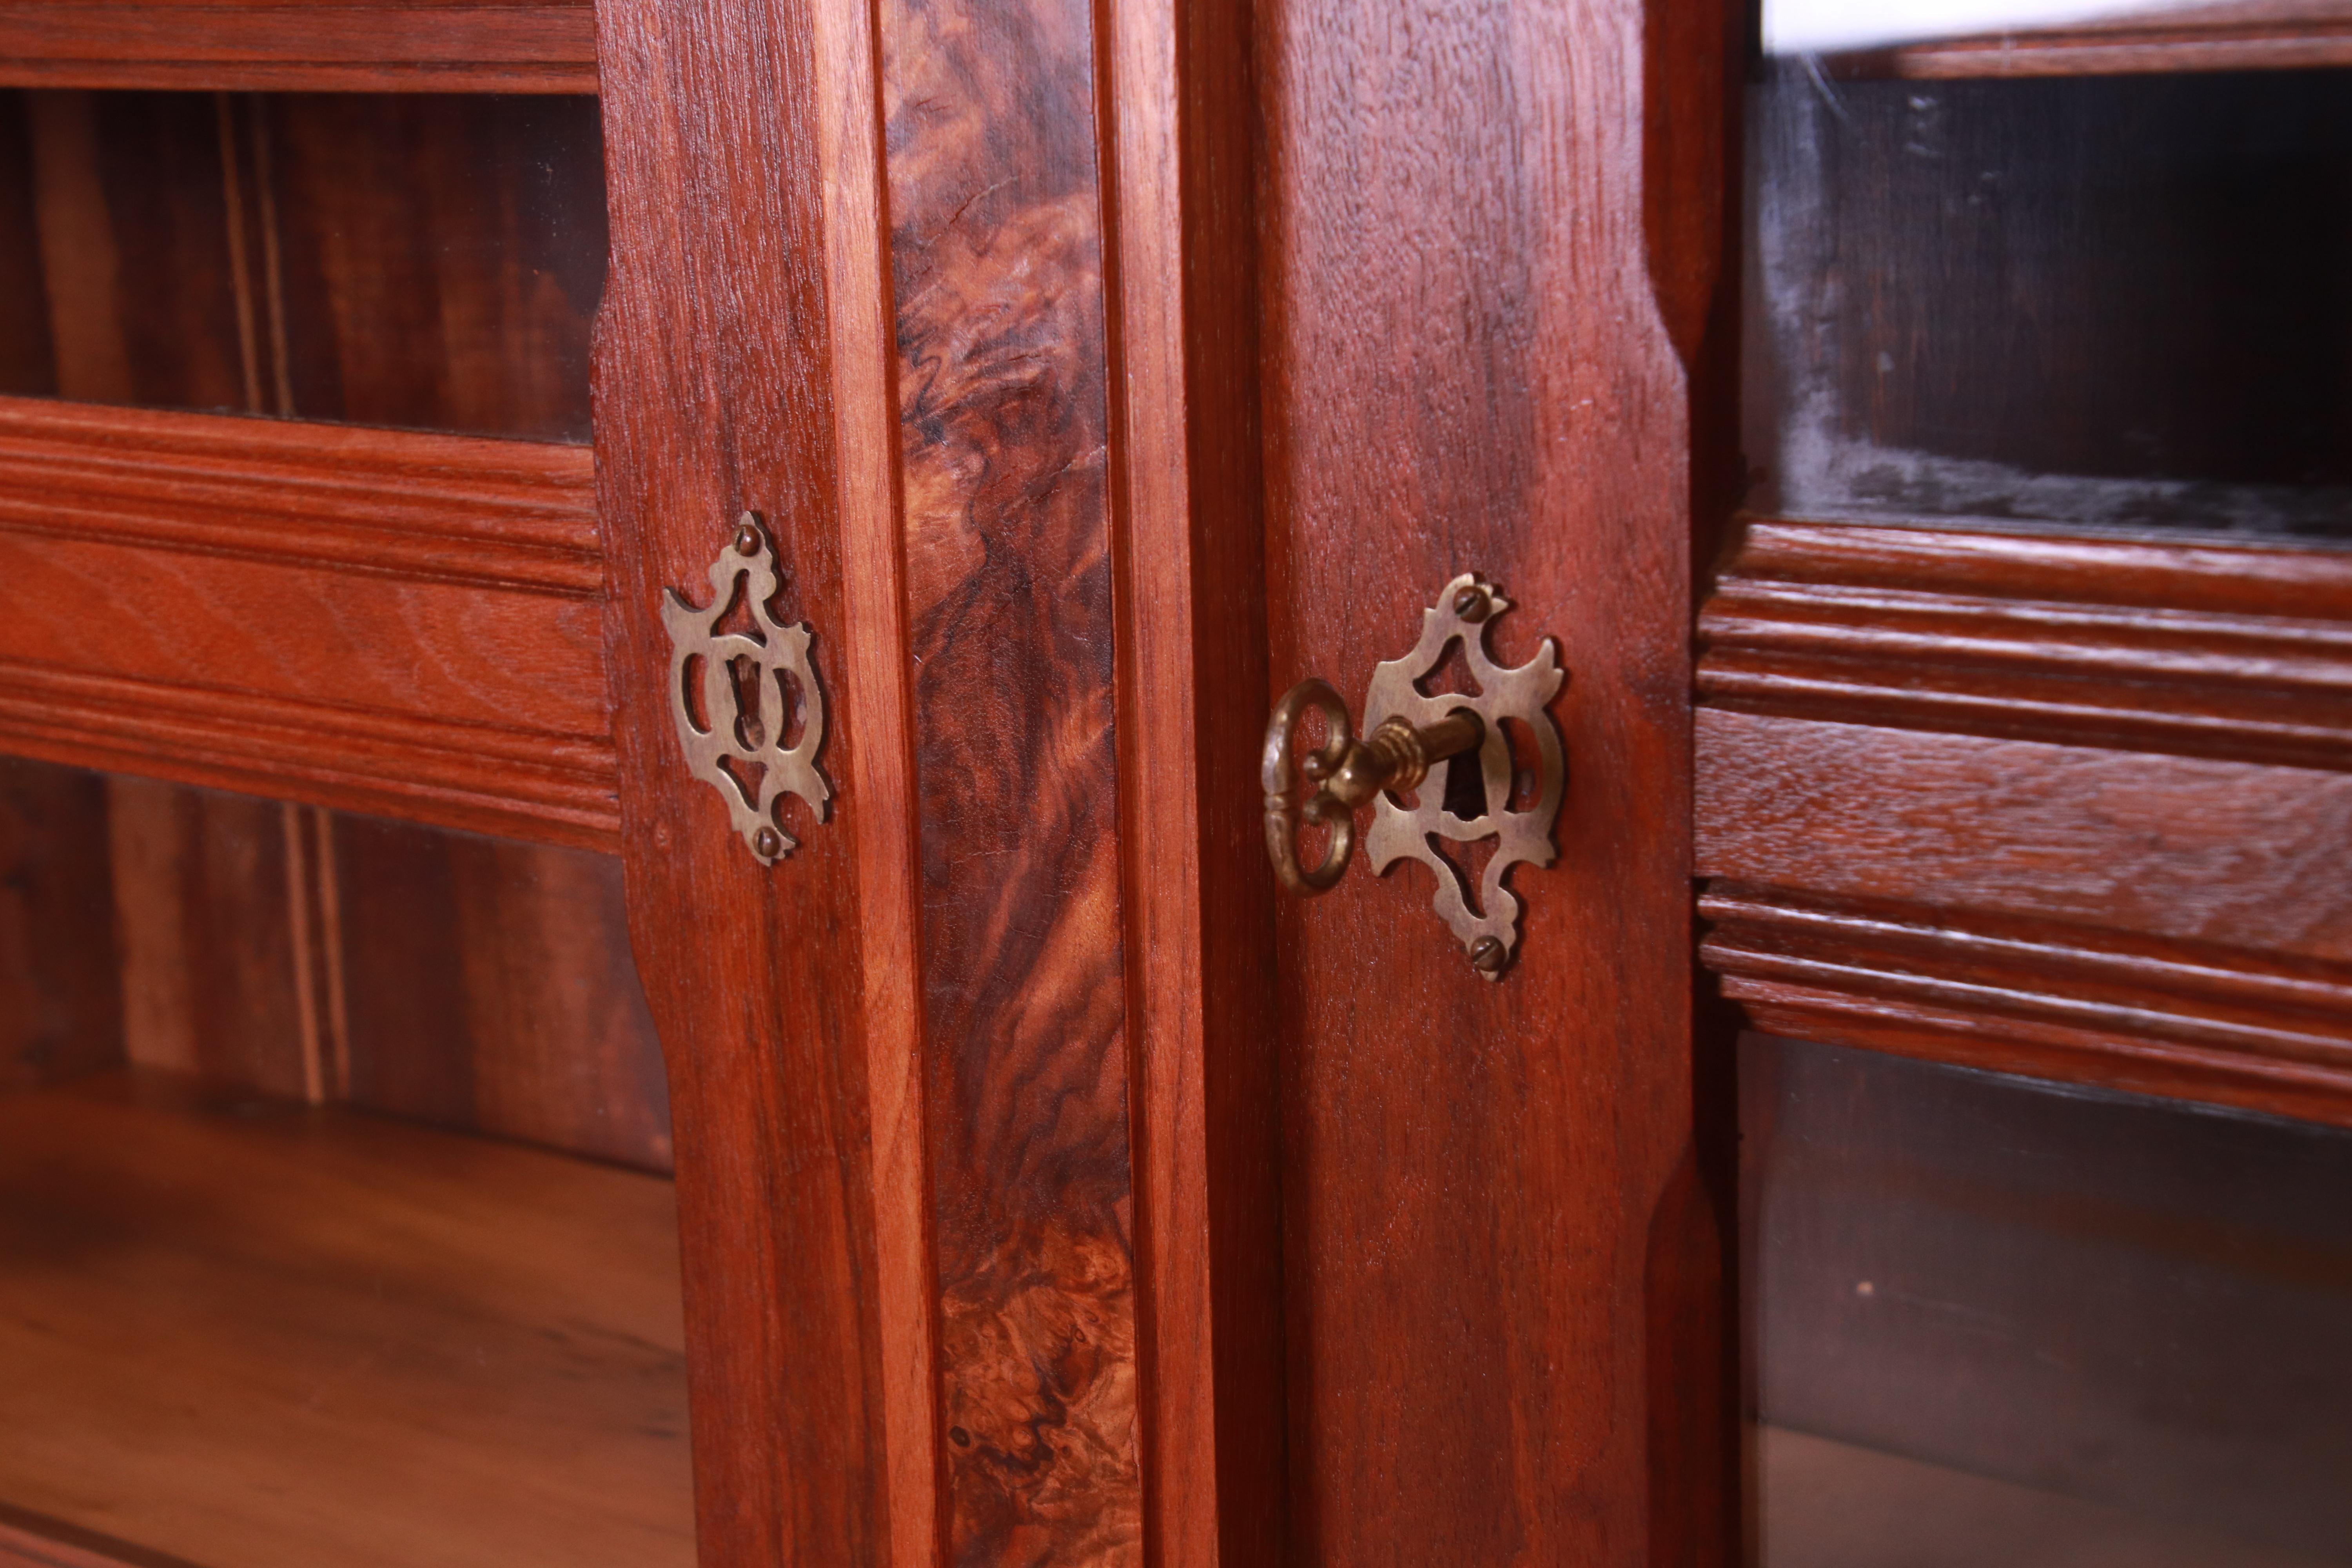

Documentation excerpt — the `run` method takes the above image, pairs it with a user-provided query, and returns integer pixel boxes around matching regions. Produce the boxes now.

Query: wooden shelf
[1826,0,2352,77]
[0,2,598,94]
[0,1072,692,1568]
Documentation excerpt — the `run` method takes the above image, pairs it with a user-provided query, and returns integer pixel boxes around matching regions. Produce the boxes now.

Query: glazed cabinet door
[0,0,1743,1562]
[597,0,1750,1552]
[0,35,697,1568]
[1709,47,2352,1568]
[588,0,1742,1558]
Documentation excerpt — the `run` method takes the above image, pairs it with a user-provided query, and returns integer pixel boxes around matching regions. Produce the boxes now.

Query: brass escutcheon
[662,513,831,864]
[1261,573,1564,977]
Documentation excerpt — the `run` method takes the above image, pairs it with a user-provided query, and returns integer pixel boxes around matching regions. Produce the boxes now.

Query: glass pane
[0,757,691,1568]
[1746,1034,2352,1566]
[1744,65,2352,541]
[0,88,603,441]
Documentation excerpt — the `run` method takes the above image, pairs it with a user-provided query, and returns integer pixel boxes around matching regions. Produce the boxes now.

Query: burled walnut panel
[880,0,1142,1553]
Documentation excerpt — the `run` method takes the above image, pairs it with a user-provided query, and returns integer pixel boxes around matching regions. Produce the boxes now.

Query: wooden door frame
[591,0,1745,1559]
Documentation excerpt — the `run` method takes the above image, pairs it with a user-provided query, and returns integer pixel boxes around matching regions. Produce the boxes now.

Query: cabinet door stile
[592,0,926,1560]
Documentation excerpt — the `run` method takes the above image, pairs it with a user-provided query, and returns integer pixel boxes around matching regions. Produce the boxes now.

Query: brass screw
[735,514,762,555]
[1453,585,1492,623]
[1469,936,1506,974]
[753,826,782,859]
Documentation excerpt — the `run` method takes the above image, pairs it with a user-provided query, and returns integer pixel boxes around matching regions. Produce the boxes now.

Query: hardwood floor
[0,1072,692,1568]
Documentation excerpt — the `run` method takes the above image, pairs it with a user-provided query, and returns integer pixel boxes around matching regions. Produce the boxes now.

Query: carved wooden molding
[1702,515,2352,770]
[1698,517,2352,1123]
[0,3,597,93]
[0,398,601,595]
[0,399,614,849]
[1824,0,2352,78]
[1704,883,2352,1129]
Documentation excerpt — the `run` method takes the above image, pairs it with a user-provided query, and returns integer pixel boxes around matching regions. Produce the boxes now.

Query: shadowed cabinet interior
[1721,54,2352,1568]
[0,83,688,1568]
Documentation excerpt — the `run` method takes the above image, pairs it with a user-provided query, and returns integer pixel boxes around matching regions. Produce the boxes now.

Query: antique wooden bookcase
[0,0,2345,1564]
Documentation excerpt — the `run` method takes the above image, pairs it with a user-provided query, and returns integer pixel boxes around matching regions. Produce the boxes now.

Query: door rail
[0,396,615,849]
[1697,515,2352,1126]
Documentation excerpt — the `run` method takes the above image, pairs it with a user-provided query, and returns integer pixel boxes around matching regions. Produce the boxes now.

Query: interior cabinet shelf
[0,1073,693,1568]
[0,3,597,93]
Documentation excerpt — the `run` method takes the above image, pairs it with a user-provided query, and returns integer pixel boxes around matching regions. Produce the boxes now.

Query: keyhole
[1441,712,1487,821]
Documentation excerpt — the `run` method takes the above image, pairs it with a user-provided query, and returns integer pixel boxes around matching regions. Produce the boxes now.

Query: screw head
[1470,936,1507,974]
[1453,585,1492,623]
[753,826,782,859]
[735,514,763,555]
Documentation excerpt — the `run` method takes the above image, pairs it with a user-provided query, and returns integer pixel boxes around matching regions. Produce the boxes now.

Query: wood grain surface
[1708,885,2352,1127]
[1101,0,1285,1555]
[593,0,909,1558]
[0,94,55,397]
[0,96,619,846]
[1696,710,2352,963]
[0,755,118,1090]
[878,0,1142,1551]
[1255,0,1739,1552]
[0,4,598,94]
[0,1506,208,1568]
[0,1071,690,1568]
[330,815,673,1170]
[1701,518,2352,769]
[1828,0,2352,76]
[0,395,600,590]
[107,776,311,1097]
[255,93,606,442]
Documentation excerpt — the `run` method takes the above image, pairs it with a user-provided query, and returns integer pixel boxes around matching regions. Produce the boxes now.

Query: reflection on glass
[1744,65,2352,541]
[0,89,604,442]
[1746,1035,2352,1566]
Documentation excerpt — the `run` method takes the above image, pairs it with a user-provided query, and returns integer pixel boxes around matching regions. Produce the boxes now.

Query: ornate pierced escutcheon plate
[1361,573,1565,978]
[662,514,830,864]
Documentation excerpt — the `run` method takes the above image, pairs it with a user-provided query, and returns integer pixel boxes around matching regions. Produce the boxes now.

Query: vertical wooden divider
[1103,0,1287,1558]
[877,0,1147,1548]
[808,0,944,1556]
[593,0,929,1559]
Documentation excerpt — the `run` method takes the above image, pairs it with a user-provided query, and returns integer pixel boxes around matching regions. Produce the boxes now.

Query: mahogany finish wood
[331,816,672,1171]
[0,756,118,1090]
[0,397,615,847]
[878,0,1144,1551]
[1696,521,2352,1122]
[592,0,920,1557]
[0,5,597,94]
[1746,1036,2352,1561]
[1829,0,2352,77]
[0,395,599,592]
[1708,885,2352,1128]
[1697,711,2352,960]
[0,1071,690,1568]
[0,96,53,397]
[256,93,606,444]
[107,776,312,1098]
[1103,0,1286,1556]
[1257,0,1737,1553]
[0,1508,205,1568]
[1702,518,2352,770]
